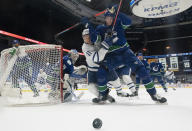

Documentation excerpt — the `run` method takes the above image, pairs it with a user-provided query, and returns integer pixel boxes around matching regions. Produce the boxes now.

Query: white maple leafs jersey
[37,72,47,84]
[165,70,175,80]
[82,43,108,72]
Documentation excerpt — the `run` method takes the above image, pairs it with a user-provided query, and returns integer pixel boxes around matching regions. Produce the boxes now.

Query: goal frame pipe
[60,47,64,103]
[0,30,84,56]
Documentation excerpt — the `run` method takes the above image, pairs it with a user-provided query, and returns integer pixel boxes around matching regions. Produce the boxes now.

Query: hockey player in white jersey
[36,69,47,91]
[164,69,176,90]
[81,28,130,103]
[37,69,47,84]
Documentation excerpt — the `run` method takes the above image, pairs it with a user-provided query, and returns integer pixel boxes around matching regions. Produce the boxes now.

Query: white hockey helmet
[82,28,89,36]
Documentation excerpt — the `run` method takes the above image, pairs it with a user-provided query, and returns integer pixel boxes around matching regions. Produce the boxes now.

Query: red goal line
[0,30,84,56]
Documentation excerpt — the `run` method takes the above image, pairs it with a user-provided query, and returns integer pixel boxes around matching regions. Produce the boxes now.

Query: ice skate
[107,95,115,103]
[128,86,138,97]
[117,90,130,97]
[33,92,39,97]
[92,93,108,104]
[151,94,167,104]
[164,88,168,92]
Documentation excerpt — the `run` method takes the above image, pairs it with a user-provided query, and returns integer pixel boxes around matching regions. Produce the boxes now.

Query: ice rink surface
[0,88,192,131]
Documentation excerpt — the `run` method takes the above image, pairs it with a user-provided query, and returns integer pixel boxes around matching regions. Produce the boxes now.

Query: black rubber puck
[92,118,102,129]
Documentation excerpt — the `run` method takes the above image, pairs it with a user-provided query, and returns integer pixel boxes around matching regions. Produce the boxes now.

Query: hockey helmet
[104,6,116,17]
[82,28,89,36]
[69,49,78,54]
[137,53,143,56]
[12,39,20,47]
[69,49,79,63]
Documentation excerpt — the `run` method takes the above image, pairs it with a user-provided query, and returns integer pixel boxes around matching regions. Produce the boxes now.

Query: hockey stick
[112,0,123,31]
[54,10,106,40]
[60,78,84,101]
[66,80,85,101]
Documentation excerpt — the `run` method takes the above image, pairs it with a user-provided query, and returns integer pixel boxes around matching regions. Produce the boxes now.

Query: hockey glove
[9,47,17,56]
[81,17,90,28]
[101,37,114,50]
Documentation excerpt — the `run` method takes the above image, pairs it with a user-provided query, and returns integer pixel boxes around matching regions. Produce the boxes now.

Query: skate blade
[155,101,168,105]
[92,101,107,105]
[128,96,139,100]
[107,100,116,103]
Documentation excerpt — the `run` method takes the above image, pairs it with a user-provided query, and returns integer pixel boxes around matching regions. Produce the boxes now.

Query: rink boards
[3,82,192,93]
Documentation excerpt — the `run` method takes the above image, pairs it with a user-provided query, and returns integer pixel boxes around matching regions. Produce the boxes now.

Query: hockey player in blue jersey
[9,40,39,97]
[135,53,150,96]
[81,5,167,103]
[48,49,80,102]
[63,49,88,102]
[82,28,131,103]
[46,60,61,100]
[150,59,168,92]
[63,49,79,75]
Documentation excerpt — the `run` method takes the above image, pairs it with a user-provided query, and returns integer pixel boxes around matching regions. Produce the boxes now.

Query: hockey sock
[98,85,108,95]
[127,82,136,90]
[135,84,139,90]
[144,82,156,96]
[13,83,20,88]
[30,85,38,93]
[114,86,123,93]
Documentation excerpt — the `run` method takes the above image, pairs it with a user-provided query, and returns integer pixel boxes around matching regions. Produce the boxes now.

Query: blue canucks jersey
[13,56,32,70]
[90,13,131,53]
[63,55,74,74]
[141,59,150,72]
[150,62,165,76]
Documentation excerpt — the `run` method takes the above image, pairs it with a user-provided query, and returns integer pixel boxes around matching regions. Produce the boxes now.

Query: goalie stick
[60,78,84,101]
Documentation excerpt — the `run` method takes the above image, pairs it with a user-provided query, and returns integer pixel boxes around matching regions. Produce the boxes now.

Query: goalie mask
[69,49,79,64]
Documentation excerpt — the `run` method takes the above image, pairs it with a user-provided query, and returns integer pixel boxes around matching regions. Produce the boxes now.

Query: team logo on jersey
[153,66,159,71]
[104,30,117,40]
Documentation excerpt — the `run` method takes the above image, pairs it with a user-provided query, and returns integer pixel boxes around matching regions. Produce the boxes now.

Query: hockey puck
[92,118,102,129]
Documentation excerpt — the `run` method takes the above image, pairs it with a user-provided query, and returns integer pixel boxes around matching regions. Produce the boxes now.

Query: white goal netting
[0,44,63,105]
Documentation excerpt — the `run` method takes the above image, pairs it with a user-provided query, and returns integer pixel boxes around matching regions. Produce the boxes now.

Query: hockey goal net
[0,44,63,105]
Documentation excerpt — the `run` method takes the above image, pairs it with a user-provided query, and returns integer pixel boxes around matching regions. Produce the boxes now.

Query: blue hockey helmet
[137,53,143,56]
[12,39,20,47]
[12,39,20,44]
[104,6,116,18]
